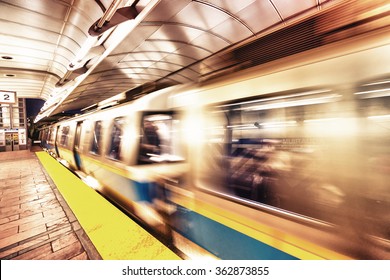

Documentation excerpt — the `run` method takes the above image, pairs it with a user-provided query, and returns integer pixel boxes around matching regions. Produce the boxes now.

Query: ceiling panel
[161,53,197,66]
[143,0,191,21]
[236,0,281,32]
[122,52,169,62]
[1,21,60,43]
[0,0,348,123]
[149,24,205,42]
[272,0,318,19]
[171,2,233,31]
[189,33,230,53]
[0,4,66,33]
[209,17,254,43]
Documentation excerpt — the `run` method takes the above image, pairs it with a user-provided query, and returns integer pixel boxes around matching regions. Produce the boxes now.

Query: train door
[5,132,19,151]
[73,121,83,170]
[53,125,60,157]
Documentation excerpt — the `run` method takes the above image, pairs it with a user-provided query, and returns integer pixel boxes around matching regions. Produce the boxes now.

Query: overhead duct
[89,3,139,37]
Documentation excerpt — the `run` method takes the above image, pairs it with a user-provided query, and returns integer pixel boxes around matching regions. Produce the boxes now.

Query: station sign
[0,90,16,104]
[4,128,19,133]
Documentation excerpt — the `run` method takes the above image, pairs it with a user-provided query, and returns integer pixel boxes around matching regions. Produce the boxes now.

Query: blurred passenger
[109,128,121,160]
[139,120,161,163]
[144,120,161,154]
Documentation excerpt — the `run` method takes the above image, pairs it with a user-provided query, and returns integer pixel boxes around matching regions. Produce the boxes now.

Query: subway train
[39,24,390,259]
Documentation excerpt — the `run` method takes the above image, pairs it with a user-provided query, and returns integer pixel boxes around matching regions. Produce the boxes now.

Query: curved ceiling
[0,0,341,122]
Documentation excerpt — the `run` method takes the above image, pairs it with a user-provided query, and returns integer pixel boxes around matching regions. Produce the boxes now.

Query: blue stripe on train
[87,163,154,202]
[82,158,297,259]
[171,205,298,260]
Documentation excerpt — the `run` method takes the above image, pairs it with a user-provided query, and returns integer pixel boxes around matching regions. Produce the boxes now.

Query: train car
[165,24,390,259]
[39,125,58,156]
[41,12,390,259]
[44,87,189,240]
[38,127,49,150]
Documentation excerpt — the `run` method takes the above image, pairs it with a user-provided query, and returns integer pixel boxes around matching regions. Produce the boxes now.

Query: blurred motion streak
[37,0,390,259]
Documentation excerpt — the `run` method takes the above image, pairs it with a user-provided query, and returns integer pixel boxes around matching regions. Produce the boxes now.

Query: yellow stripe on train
[173,196,352,260]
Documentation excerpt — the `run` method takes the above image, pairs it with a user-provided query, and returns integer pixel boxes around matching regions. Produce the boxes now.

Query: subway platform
[0,147,181,260]
[0,147,101,260]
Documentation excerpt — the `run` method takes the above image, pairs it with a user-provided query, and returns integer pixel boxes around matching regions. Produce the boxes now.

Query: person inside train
[109,133,121,160]
[108,122,122,160]
[144,120,161,150]
[139,120,161,163]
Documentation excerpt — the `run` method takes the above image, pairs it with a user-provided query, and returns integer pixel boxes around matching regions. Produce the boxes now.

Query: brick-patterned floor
[0,149,101,260]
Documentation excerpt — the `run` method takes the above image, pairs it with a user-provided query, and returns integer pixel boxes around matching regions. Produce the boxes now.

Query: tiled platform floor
[0,148,101,260]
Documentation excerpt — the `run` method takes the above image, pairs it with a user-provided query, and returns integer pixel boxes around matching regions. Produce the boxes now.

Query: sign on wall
[0,90,16,104]
[0,129,4,146]
[19,128,26,145]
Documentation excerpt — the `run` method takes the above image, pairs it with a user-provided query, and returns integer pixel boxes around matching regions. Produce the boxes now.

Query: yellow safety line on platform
[36,152,181,260]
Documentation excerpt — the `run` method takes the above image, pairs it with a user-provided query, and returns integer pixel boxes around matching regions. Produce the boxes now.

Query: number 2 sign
[0,90,16,104]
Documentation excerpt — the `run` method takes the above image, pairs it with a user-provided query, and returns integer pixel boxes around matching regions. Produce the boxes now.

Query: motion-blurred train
[39,8,390,259]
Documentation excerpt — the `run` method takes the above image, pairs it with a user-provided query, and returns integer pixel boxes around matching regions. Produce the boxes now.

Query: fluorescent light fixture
[304,118,340,123]
[362,80,390,86]
[354,88,390,98]
[367,114,390,120]
[244,94,340,111]
[218,89,333,109]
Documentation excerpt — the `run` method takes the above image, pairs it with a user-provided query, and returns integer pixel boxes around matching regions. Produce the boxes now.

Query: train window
[107,117,124,161]
[49,127,56,145]
[59,126,70,147]
[40,128,48,143]
[356,78,390,120]
[47,128,51,142]
[90,120,102,155]
[354,77,390,241]
[198,89,349,223]
[138,113,184,164]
